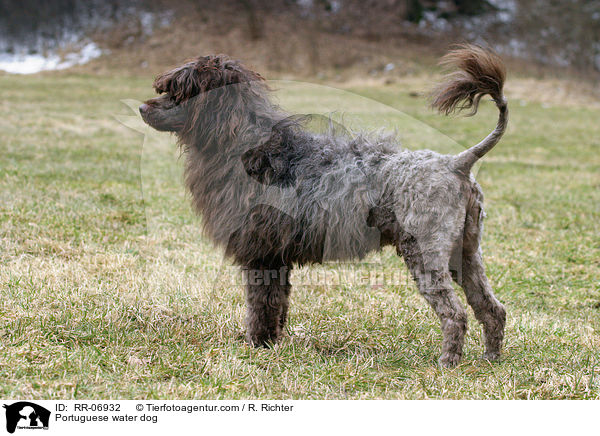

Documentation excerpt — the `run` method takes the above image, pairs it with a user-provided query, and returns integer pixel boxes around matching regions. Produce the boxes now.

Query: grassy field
[0,70,599,399]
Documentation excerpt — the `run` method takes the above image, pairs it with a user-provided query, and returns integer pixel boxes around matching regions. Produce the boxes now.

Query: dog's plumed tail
[431,44,508,173]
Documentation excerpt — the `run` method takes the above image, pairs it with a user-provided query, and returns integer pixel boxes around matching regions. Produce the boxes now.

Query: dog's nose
[139,103,149,114]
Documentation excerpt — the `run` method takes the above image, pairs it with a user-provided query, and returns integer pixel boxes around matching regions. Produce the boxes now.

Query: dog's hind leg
[398,233,468,368]
[243,264,291,347]
[457,249,506,361]
[451,190,506,361]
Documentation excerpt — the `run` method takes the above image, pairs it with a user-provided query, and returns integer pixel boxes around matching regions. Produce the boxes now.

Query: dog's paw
[482,350,501,361]
[438,352,461,368]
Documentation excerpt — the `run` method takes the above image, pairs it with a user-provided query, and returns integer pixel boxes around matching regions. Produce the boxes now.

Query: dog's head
[140,54,265,133]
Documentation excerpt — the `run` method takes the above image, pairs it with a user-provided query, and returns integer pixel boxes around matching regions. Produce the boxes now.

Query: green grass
[0,71,599,399]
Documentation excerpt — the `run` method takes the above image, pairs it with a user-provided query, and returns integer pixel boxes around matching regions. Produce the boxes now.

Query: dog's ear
[153,63,201,103]
[241,129,283,184]
[241,128,299,188]
[241,147,271,182]
[218,63,263,87]
[199,56,264,90]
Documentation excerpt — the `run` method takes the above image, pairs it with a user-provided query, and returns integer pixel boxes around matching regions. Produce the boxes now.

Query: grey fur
[140,45,507,367]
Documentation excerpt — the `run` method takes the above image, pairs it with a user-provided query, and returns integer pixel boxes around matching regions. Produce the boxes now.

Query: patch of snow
[420,11,450,32]
[158,10,175,28]
[330,0,341,13]
[0,52,61,74]
[139,10,175,36]
[297,0,313,8]
[488,0,517,14]
[62,42,103,67]
[0,41,103,74]
[140,12,156,36]
[496,11,512,23]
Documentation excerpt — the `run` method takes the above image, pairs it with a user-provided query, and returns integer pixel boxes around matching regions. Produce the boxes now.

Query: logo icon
[2,402,50,434]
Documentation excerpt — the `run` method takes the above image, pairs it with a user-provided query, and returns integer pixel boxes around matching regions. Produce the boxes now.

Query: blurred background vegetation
[0,0,598,79]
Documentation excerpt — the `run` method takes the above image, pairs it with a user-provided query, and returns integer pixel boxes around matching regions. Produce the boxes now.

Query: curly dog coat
[140,45,508,367]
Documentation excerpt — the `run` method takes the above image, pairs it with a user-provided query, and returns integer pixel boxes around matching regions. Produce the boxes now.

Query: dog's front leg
[243,264,291,347]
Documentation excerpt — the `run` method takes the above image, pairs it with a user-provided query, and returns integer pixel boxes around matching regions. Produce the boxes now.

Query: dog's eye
[166,94,180,105]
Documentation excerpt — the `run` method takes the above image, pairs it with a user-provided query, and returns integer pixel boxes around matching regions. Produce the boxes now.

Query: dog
[139,45,508,367]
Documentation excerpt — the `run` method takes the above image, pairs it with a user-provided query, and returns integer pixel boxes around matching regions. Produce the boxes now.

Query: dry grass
[0,70,599,399]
